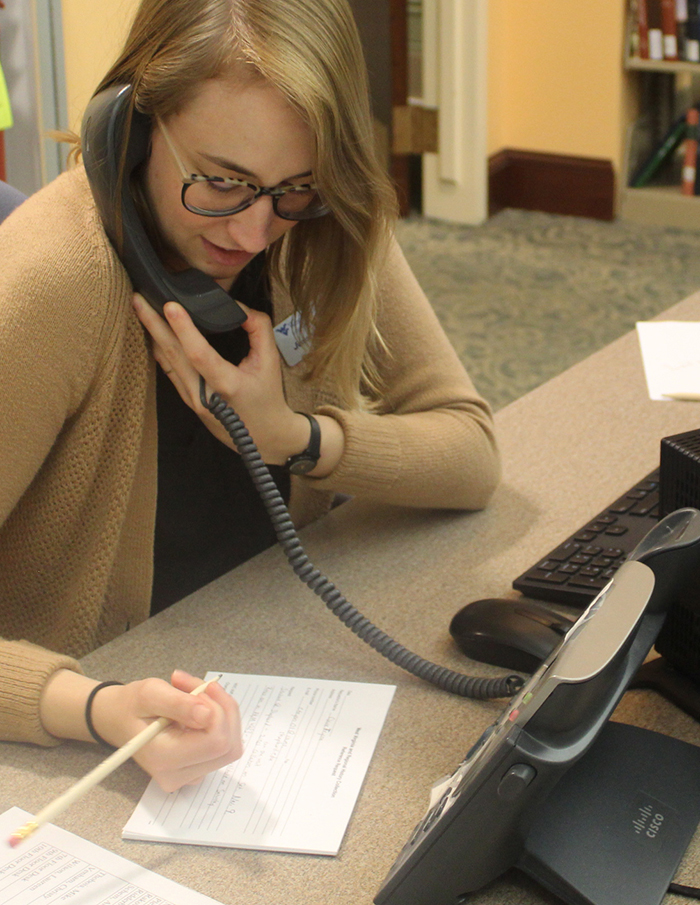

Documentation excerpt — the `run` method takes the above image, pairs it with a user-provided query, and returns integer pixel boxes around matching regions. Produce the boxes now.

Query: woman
[0,0,499,790]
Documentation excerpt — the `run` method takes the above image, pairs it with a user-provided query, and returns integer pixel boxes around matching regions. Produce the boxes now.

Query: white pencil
[8,677,219,847]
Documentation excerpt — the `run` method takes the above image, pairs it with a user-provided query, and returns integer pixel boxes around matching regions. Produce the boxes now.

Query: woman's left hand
[132,293,312,465]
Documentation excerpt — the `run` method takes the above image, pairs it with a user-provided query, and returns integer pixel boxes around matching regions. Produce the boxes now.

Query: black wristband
[85,681,124,747]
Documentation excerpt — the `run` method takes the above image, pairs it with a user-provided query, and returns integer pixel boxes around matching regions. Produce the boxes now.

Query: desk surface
[4,295,700,905]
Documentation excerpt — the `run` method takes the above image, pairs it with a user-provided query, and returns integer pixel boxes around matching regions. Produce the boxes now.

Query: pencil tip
[8,834,22,847]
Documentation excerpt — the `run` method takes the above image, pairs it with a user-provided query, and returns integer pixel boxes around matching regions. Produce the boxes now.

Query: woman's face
[145,75,317,292]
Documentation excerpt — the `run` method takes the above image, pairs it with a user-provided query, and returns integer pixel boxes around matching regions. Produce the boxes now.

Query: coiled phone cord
[201,378,523,700]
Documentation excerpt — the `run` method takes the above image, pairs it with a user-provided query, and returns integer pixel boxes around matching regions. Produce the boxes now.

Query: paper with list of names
[123,673,396,855]
[0,807,223,904]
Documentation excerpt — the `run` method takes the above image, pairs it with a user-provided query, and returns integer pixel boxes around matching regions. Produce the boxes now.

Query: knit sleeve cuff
[311,404,402,496]
[0,640,83,746]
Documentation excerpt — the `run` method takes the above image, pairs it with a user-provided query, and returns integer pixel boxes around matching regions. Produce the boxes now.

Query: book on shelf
[688,0,700,60]
[629,105,700,195]
[647,0,665,59]
[634,0,650,58]
[676,0,689,59]
[662,0,679,58]
[629,0,700,61]
[681,107,699,194]
[630,109,690,186]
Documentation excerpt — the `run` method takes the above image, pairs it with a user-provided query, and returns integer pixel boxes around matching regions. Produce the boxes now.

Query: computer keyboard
[512,468,660,607]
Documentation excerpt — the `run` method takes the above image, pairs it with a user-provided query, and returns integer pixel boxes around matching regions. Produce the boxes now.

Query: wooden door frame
[390,0,411,214]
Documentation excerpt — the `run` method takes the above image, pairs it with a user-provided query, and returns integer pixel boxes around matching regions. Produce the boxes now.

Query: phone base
[517,721,700,905]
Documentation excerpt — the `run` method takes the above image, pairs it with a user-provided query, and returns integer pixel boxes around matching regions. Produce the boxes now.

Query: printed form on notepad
[122,673,395,856]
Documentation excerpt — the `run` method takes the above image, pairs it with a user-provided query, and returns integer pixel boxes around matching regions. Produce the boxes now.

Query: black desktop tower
[656,428,700,685]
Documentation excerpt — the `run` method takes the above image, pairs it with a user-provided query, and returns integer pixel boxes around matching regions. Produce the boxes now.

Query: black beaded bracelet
[85,681,124,747]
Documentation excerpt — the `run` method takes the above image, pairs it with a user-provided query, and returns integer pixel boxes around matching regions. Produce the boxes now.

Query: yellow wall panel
[488,0,626,170]
[61,0,140,130]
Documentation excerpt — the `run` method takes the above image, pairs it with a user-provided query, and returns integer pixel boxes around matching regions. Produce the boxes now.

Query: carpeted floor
[396,209,700,411]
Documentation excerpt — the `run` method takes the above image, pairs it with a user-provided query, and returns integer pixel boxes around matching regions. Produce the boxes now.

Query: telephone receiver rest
[81,83,246,334]
[628,507,700,614]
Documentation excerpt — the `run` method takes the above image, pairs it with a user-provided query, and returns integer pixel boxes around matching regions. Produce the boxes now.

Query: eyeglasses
[158,120,329,221]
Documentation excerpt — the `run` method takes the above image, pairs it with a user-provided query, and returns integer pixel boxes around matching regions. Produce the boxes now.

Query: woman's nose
[226,196,277,253]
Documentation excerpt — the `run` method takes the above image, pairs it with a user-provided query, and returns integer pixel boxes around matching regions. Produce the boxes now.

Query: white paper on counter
[0,807,224,904]
[123,673,395,856]
[636,320,700,400]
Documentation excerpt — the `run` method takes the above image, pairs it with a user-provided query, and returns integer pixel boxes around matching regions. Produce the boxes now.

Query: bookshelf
[621,6,700,228]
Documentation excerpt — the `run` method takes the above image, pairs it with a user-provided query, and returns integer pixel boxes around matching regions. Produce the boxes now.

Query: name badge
[274,312,310,367]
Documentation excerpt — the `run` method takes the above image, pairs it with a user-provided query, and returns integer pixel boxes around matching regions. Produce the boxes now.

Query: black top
[151,257,290,614]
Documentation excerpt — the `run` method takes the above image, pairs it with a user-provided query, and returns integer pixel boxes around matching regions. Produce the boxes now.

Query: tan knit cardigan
[0,167,499,745]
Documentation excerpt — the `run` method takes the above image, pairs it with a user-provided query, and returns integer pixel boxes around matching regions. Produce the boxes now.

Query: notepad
[123,673,395,855]
[0,806,223,904]
[636,320,700,400]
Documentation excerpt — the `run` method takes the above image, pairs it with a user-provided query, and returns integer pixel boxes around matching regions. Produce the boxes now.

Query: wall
[488,0,627,173]
[61,0,139,130]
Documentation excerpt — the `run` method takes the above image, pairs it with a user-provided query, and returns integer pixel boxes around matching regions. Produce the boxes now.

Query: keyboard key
[546,541,581,562]
[570,554,592,565]
[567,575,609,590]
[559,564,580,574]
[580,566,602,577]
[630,493,659,516]
[591,556,614,567]
[637,481,658,492]
[594,515,617,525]
[605,525,628,536]
[609,498,635,513]
[539,560,562,571]
[532,570,570,584]
[604,548,624,558]
[581,545,603,555]
[574,531,598,542]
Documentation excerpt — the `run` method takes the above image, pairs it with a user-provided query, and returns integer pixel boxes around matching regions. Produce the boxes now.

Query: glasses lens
[184,179,255,215]
[276,188,328,220]
[183,178,328,219]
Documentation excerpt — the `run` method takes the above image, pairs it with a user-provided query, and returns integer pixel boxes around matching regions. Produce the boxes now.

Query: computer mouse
[449,598,577,673]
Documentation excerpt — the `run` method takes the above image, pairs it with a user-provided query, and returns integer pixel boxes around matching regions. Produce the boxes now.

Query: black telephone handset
[81,83,246,333]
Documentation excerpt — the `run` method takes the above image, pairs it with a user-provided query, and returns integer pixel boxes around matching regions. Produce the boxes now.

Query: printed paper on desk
[636,321,700,400]
[0,807,224,904]
[123,673,396,856]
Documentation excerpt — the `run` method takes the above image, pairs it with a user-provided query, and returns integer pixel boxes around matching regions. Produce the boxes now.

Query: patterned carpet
[396,210,700,411]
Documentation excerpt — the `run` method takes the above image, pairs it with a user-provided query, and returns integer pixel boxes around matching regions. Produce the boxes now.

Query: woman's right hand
[90,670,242,791]
[40,669,243,792]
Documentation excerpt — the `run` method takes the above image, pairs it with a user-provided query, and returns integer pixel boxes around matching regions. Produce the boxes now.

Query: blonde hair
[91,0,398,407]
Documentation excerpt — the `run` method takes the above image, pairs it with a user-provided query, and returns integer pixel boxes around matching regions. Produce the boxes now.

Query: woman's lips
[201,236,255,269]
